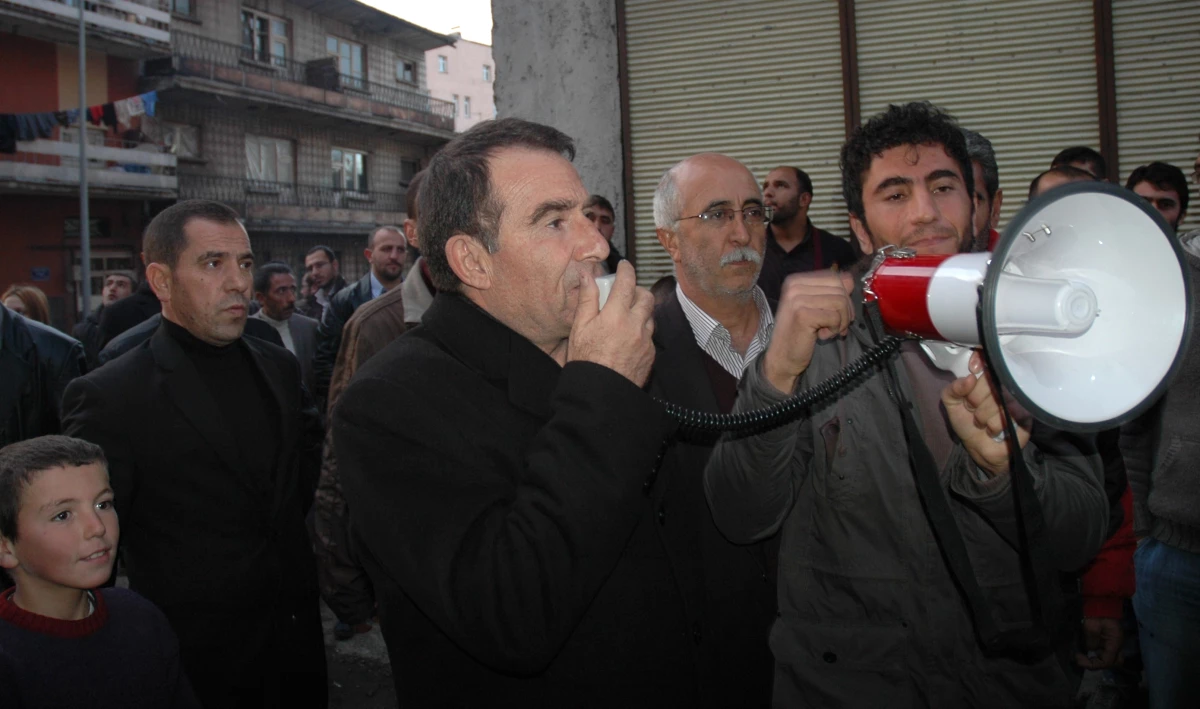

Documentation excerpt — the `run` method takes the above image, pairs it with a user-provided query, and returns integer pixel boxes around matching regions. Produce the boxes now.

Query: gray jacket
[704,290,1107,708]
[1122,231,1200,552]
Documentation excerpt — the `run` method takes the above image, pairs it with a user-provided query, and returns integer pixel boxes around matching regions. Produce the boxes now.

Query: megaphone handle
[919,341,1006,442]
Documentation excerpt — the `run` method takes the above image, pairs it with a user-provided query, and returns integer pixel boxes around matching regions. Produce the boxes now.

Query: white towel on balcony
[113,96,146,130]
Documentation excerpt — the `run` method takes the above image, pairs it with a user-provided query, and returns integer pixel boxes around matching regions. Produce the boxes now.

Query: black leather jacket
[1,306,86,446]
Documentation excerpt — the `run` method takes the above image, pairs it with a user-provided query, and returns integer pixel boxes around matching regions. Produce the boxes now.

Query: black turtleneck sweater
[163,319,279,481]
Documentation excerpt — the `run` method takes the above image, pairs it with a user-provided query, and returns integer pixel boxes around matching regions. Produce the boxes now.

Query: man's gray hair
[653,163,683,230]
[961,128,999,200]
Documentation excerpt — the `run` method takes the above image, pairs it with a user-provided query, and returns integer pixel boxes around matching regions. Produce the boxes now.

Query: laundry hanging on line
[0,91,158,154]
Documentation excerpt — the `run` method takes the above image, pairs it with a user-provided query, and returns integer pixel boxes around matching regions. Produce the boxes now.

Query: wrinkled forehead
[865,142,964,184]
[489,147,587,220]
[679,157,761,209]
[181,218,251,255]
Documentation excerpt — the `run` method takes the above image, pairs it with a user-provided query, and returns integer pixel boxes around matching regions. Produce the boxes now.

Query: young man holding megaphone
[705,102,1113,708]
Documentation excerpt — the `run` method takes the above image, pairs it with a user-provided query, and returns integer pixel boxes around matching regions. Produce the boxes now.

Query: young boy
[0,435,199,708]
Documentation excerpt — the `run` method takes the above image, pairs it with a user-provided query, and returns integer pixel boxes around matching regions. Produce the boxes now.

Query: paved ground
[127,575,1144,709]
[320,601,396,708]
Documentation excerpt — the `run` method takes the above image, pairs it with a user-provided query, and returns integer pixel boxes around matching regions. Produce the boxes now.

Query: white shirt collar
[675,282,774,378]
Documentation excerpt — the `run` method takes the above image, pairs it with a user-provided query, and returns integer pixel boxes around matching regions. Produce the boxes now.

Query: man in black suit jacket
[61,200,326,708]
[333,119,725,705]
[312,226,406,406]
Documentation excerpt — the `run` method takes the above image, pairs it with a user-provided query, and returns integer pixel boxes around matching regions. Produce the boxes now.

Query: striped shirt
[676,283,775,379]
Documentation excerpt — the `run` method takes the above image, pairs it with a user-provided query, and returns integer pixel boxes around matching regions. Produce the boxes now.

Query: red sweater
[1079,486,1137,618]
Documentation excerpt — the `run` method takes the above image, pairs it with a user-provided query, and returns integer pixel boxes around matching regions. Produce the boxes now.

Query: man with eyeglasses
[756,165,857,303]
[648,152,781,707]
[704,102,1106,707]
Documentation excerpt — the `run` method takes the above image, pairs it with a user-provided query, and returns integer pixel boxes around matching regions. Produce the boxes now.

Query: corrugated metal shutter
[624,0,847,284]
[1112,1,1200,210]
[856,0,1100,230]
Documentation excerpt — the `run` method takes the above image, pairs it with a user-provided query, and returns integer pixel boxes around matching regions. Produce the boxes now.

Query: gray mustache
[721,247,763,267]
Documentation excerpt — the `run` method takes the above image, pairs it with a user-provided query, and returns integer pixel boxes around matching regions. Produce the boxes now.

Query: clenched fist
[762,270,855,394]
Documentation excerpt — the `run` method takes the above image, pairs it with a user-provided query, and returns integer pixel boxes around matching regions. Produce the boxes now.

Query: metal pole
[78,0,92,318]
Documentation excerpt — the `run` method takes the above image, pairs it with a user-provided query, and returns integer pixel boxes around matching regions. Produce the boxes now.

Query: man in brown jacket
[312,171,424,639]
[704,103,1107,707]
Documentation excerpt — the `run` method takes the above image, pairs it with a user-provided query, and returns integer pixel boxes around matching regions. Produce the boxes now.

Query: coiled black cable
[658,334,907,439]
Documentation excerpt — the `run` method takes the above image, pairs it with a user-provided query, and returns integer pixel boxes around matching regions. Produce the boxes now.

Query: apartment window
[163,122,200,159]
[332,148,368,192]
[242,10,288,66]
[397,60,416,84]
[451,94,458,117]
[437,55,447,73]
[400,159,419,187]
[482,64,491,81]
[326,36,365,91]
[172,0,192,16]
[245,134,293,183]
[464,96,471,118]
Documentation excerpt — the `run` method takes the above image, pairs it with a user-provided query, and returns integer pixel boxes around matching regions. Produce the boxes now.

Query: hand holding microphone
[567,260,656,387]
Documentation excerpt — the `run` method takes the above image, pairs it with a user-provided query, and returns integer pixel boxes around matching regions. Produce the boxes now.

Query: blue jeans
[1133,537,1200,709]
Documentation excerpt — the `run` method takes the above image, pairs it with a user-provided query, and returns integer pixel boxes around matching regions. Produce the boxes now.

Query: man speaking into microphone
[334,119,738,705]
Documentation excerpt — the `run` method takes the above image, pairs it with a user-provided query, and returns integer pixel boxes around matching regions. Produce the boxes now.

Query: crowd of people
[1,100,1198,708]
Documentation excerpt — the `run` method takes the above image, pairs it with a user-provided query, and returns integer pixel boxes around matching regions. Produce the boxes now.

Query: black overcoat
[335,293,740,706]
[61,322,326,708]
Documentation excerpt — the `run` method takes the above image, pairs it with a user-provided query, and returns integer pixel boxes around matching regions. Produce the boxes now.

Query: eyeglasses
[677,205,774,228]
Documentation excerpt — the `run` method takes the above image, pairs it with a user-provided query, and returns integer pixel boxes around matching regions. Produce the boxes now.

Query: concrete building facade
[493,0,624,255]
[425,37,495,133]
[0,0,176,331]
[144,0,456,281]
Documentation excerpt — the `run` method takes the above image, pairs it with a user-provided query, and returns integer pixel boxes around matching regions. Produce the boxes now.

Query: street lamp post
[78,0,92,317]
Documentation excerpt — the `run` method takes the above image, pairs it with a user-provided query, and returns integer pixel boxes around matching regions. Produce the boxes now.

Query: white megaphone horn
[861,181,1193,432]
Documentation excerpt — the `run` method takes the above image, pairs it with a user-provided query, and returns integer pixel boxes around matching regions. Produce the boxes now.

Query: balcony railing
[0,0,170,45]
[0,134,177,193]
[159,32,455,127]
[179,175,405,213]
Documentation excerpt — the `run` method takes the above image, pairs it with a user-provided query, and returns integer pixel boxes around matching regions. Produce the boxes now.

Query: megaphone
[862,181,1193,432]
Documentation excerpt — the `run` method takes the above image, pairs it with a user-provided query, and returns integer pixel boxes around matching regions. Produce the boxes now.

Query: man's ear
[362,248,373,264]
[0,534,19,572]
[990,188,1004,231]
[799,192,813,209]
[656,226,682,265]
[145,263,171,304]
[848,213,875,255]
[445,234,493,291]
[403,218,419,249]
